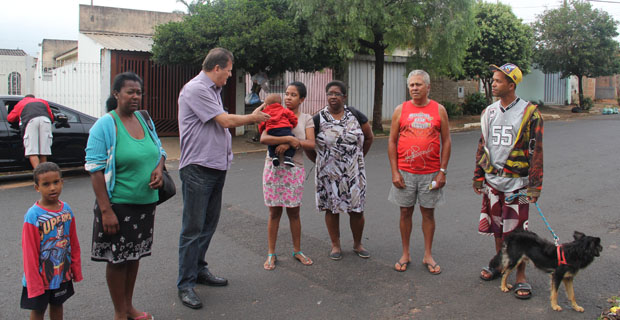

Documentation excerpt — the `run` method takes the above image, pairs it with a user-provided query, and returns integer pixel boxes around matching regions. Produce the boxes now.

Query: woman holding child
[85,72,166,320]
[260,81,315,270]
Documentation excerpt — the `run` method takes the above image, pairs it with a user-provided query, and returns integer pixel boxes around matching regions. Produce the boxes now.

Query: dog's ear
[573,231,585,240]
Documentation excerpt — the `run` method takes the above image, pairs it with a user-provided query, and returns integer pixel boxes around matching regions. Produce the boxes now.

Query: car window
[50,105,79,123]
[4,101,18,121]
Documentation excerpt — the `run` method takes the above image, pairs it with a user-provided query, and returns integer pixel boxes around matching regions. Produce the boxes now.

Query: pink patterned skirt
[262,160,305,208]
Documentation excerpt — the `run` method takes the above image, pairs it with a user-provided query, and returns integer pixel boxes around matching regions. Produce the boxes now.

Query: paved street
[1,115,619,319]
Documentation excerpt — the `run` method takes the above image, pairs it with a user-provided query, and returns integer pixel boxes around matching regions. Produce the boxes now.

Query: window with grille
[8,72,21,95]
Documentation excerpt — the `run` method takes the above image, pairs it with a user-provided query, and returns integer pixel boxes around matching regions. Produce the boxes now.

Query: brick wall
[428,77,479,104]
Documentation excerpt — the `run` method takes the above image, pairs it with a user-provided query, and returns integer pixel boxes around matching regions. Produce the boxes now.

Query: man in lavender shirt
[177,48,269,309]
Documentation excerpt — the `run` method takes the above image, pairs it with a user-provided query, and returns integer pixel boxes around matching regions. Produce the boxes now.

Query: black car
[0,96,96,172]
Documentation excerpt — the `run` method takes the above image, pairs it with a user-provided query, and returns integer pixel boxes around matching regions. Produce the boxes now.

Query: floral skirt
[91,202,156,264]
[262,160,305,208]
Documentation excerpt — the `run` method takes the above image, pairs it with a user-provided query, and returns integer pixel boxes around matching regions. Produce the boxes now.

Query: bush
[581,97,594,110]
[462,92,488,115]
[441,101,463,118]
[535,100,545,108]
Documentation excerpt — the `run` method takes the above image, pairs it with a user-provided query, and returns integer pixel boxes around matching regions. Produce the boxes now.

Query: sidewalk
[160,135,268,161]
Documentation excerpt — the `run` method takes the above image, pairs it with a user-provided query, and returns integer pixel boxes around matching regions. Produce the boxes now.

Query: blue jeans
[177,164,227,290]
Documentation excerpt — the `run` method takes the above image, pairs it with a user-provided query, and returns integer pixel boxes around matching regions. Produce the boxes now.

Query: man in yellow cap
[473,63,544,299]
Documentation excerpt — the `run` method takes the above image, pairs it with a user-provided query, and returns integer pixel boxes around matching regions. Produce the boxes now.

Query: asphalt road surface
[1,115,618,319]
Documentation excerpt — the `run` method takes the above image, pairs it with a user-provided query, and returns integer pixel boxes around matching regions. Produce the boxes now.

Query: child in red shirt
[21,162,82,320]
[258,94,298,167]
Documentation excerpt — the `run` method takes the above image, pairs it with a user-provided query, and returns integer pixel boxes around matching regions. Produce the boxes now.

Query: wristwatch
[439,168,447,175]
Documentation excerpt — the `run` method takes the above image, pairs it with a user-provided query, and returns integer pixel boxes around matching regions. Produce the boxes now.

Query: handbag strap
[137,110,167,171]
[137,110,154,131]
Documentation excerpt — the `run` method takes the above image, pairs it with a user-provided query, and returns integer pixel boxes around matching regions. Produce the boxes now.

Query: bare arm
[388,105,404,189]
[361,122,374,156]
[89,171,119,235]
[148,156,165,189]
[434,104,451,188]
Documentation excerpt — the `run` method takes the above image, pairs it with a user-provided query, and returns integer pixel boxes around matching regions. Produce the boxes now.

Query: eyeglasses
[326,92,344,97]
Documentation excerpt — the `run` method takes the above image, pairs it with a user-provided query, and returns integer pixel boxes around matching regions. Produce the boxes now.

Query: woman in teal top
[85,72,165,320]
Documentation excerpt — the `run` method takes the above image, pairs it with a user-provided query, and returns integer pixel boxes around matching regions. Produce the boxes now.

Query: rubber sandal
[394,260,410,272]
[129,312,154,320]
[329,251,342,260]
[480,266,501,281]
[264,253,277,271]
[513,282,532,299]
[353,249,370,258]
[423,262,442,275]
[292,251,313,266]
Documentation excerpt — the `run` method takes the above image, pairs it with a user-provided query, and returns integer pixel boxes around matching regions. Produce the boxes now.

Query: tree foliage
[152,0,339,77]
[534,0,620,107]
[460,2,534,103]
[292,0,476,131]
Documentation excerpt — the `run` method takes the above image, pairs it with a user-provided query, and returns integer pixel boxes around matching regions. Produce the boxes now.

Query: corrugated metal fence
[34,62,102,117]
[544,73,567,105]
[347,58,407,121]
[245,69,333,115]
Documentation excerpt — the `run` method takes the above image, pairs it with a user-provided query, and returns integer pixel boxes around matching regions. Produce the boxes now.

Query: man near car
[474,63,543,299]
[7,94,54,169]
[176,47,270,309]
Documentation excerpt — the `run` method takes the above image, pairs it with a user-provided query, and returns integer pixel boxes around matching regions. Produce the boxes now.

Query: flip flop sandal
[480,266,501,281]
[264,253,277,271]
[353,249,370,258]
[423,262,442,275]
[129,312,154,320]
[513,282,532,299]
[394,260,410,272]
[293,251,313,266]
[329,251,343,260]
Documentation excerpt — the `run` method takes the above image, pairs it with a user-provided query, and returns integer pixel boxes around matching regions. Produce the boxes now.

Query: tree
[534,0,620,108]
[460,2,534,103]
[175,0,209,15]
[292,0,476,131]
[152,0,339,78]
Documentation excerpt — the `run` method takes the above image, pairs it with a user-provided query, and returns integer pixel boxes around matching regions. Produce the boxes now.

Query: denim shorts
[388,170,444,208]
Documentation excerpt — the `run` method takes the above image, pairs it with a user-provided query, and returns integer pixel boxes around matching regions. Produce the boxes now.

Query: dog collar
[557,245,568,266]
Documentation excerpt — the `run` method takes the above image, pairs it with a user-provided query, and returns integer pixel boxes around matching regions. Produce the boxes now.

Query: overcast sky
[2,0,620,56]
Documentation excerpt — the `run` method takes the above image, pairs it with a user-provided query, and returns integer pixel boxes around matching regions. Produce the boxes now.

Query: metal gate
[111,51,200,136]
[544,73,567,105]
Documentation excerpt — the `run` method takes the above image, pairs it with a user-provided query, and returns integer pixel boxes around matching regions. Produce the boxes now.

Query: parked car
[0,96,97,172]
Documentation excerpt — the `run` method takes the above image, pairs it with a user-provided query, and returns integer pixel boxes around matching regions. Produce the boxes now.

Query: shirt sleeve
[43,100,54,122]
[22,222,45,298]
[69,217,83,282]
[286,109,298,128]
[7,99,26,123]
[187,85,225,124]
[85,116,111,172]
[304,113,314,129]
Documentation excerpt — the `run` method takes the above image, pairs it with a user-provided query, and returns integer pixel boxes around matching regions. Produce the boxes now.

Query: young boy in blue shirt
[21,162,82,320]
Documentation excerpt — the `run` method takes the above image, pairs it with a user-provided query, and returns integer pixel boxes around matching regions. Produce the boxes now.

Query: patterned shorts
[478,185,529,239]
[262,160,305,208]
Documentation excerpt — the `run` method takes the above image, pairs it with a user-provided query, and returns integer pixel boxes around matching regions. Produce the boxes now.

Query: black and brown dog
[488,229,602,312]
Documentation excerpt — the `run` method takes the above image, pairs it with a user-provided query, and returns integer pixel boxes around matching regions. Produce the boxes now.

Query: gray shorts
[23,116,52,156]
[388,170,444,208]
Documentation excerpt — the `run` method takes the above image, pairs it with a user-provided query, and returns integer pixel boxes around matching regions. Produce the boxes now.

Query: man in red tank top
[388,70,452,274]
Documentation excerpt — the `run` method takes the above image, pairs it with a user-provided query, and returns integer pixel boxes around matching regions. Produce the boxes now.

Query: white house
[0,49,36,96]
